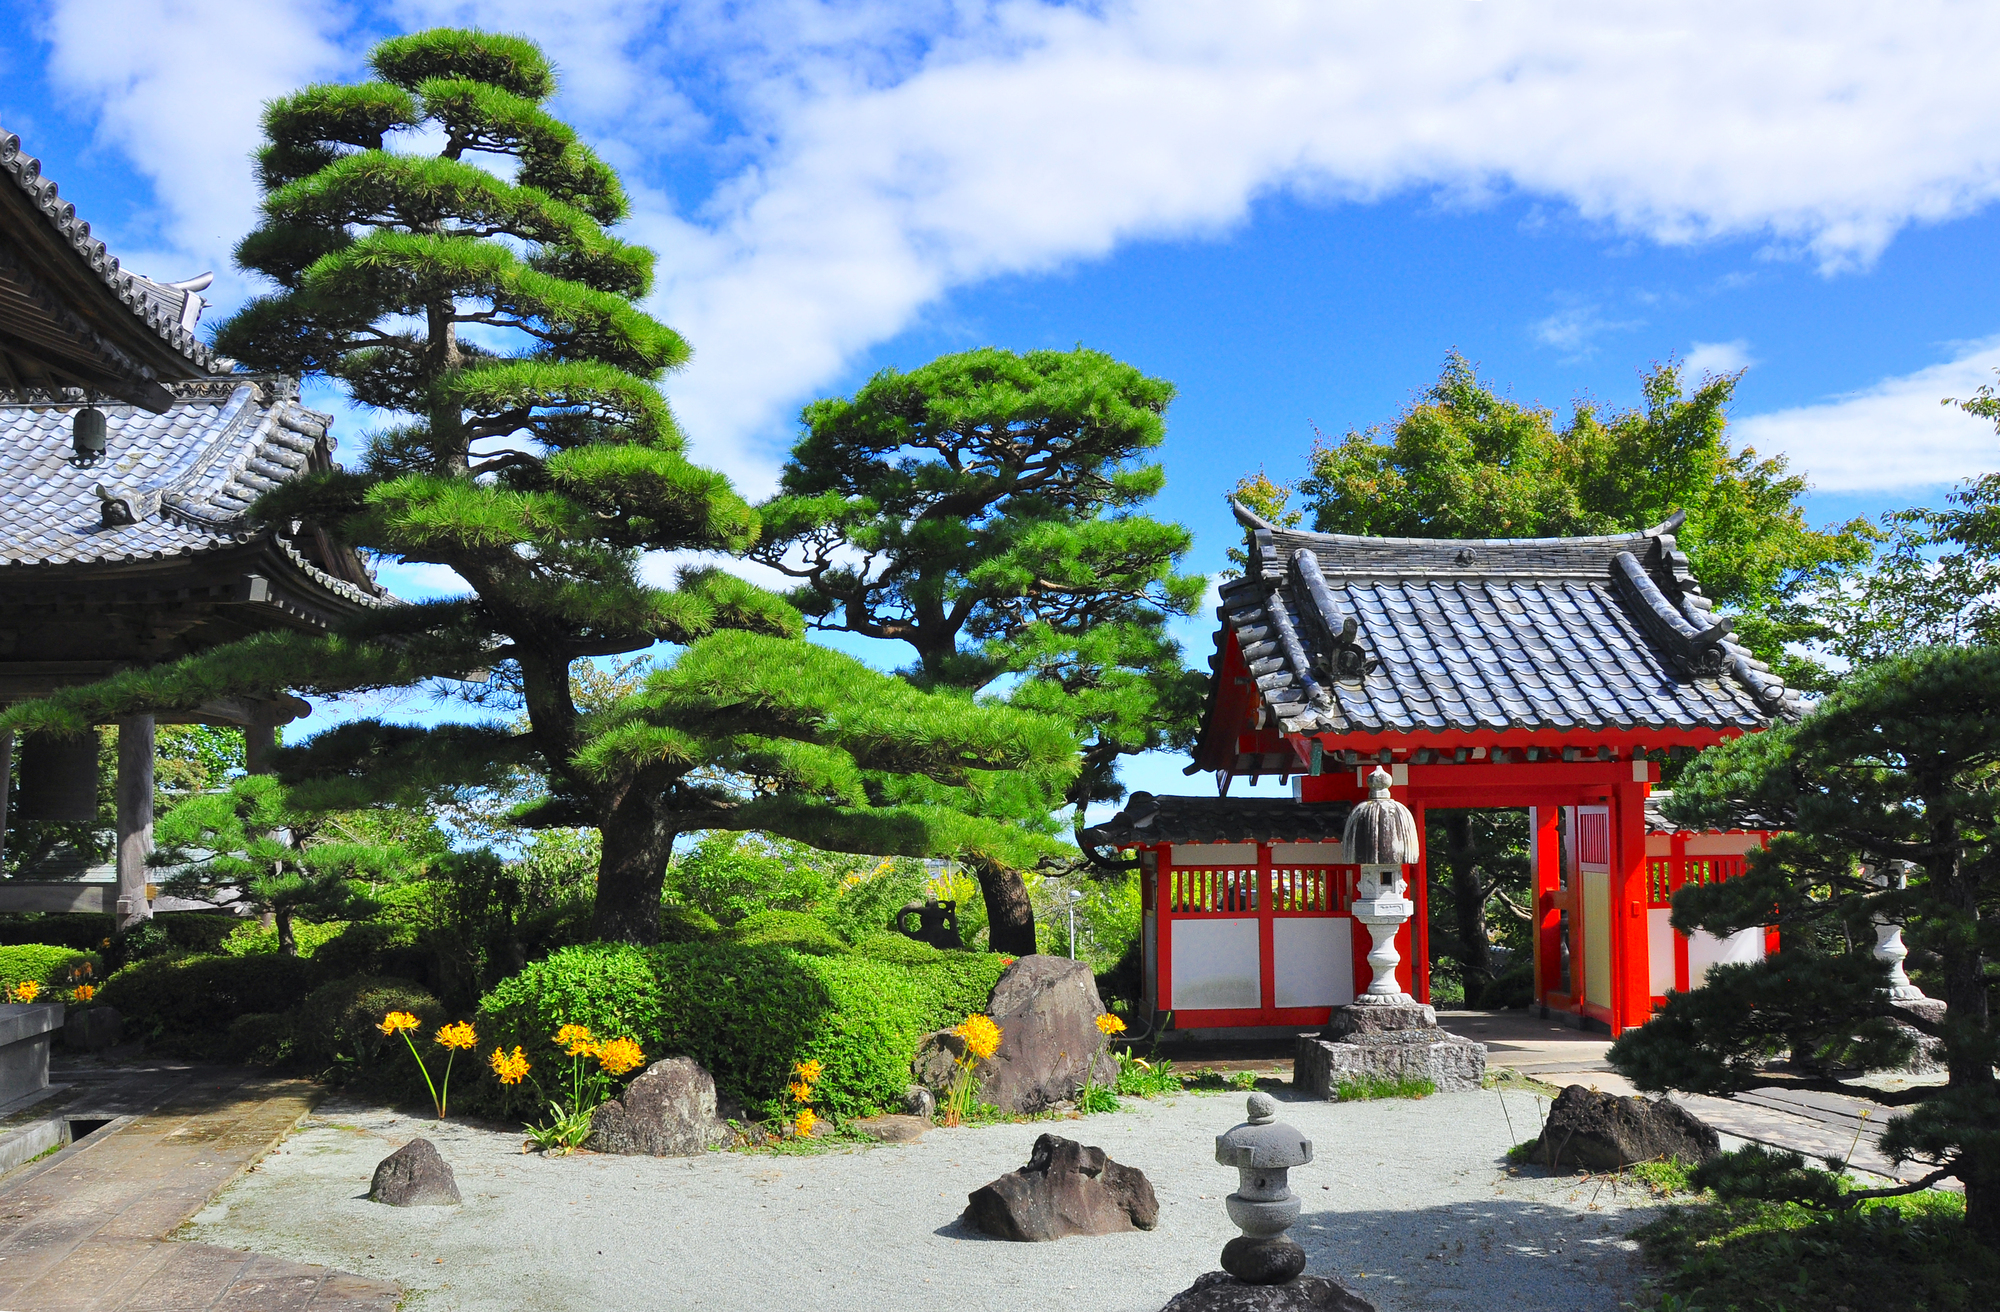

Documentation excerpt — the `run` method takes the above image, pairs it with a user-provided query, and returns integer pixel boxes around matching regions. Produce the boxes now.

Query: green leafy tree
[752,347,1206,951]
[151,774,389,956]
[1822,378,1999,661]
[1609,646,2000,1242]
[0,30,1076,946]
[1241,352,1874,989]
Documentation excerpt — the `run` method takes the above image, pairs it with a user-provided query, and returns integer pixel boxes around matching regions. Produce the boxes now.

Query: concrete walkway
[0,1056,401,1311]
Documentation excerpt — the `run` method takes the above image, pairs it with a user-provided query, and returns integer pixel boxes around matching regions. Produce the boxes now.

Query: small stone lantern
[1342,767,1419,1005]
[1213,1092,1313,1285]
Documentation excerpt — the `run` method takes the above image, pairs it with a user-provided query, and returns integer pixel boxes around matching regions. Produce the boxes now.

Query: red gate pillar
[1532,806,1562,1003]
[1611,780,1652,1034]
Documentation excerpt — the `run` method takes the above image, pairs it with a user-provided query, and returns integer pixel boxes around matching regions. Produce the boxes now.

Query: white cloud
[1532,299,1645,359]
[1733,340,2000,492]
[36,1,2000,491]
[1684,339,1756,380]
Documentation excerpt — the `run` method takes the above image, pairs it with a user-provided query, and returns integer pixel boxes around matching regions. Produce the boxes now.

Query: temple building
[1081,504,1785,1037]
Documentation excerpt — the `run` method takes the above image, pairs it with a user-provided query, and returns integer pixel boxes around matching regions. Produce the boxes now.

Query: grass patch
[1627,1157,1696,1196]
[1182,1067,1263,1093]
[1114,1053,1182,1098]
[1331,1073,1436,1101]
[1634,1189,1992,1312]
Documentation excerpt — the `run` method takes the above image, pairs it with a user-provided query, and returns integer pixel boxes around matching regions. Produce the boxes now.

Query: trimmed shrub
[0,914,114,951]
[475,941,1010,1122]
[221,919,352,958]
[901,953,1009,1033]
[731,909,848,955]
[227,1013,297,1066]
[293,975,446,1097]
[311,920,426,983]
[100,953,318,1058]
[657,901,720,944]
[0,944,104,992]
[849,931,945,966]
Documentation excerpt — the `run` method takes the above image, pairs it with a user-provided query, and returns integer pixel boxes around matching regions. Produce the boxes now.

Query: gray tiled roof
[0,381,380,607]
[1644,792,1778,836]
[1209,504,1798,744]
[1079,792,1354,850]
[0,124,217,408]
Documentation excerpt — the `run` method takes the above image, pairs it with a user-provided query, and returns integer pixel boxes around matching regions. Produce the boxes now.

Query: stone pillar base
[1889,997,1946,1074]
[1293,1004,1485,1097]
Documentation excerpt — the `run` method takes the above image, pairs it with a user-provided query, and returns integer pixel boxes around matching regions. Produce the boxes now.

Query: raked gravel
[183,1085,1670,1311]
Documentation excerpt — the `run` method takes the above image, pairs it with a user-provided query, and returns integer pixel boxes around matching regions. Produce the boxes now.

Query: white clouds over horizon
[1733,341,2000,494]
[27,0,2000,493]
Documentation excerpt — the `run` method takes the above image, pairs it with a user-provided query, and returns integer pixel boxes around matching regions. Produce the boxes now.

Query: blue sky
[7,1,1999,813]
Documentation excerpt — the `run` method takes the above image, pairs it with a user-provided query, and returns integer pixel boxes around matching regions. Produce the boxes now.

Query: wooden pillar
[1671,833,1691,993]
[1610,781,1651,1034]
[244,706,278,776]
[0,727,12,874]
[115,716,155,930]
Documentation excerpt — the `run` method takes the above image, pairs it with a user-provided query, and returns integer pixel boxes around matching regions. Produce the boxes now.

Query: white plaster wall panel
[1141,912,1157,1009]
[1270,842,1341,865]
[1169,917,1261,1010]
[1170,843,1259,867]
[1647,834,1672,856]
[1273,917,1353,1008]
[1584,869,1613,1010]
[1688,926,1764,984]
[1648,908,1676,996]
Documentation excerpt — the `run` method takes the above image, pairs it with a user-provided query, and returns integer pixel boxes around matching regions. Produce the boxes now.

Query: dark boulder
[369,1138,460,1207]
[914,955,1119,1114]
[1161,1272,1377,1312]
[963,1133,1158,1241]
[587,1056,731,1156]
[1525,1084,1720,1171]
[61,1006,122,1051]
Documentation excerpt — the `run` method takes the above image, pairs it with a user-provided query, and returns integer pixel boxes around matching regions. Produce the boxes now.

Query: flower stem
[402,1029,443,1119]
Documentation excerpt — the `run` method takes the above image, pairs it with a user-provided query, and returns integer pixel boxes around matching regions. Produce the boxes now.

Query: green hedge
[731,909,850,955]
[475,941,1010,1122]
[0,944,104,993]
[0,914,113,951]
[99,953,320,1058]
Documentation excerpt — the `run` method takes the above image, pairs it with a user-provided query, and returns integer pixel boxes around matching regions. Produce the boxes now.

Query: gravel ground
[184,1086,1668,1311]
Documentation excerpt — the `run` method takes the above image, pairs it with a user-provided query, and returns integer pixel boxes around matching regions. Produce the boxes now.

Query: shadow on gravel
[1287,1198,1653,1308]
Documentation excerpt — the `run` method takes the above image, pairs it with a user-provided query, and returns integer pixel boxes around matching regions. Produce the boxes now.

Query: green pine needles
[0,28,1079,944]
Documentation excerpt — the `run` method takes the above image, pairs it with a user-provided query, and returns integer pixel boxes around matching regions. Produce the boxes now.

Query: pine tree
[752,347,1207,950]
[1608,645,2000,1243]
[0,30,1077,943]
[150,774,390,956]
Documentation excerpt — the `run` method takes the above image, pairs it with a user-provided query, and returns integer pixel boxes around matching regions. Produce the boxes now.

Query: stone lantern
[1342,767,1419,1005]
[1213,1092,1313,1285]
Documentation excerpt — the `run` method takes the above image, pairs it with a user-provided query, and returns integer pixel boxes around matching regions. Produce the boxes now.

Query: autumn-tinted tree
[753,347,1207,951]
[1609,645,2000,1242]
[0,30,1075,944]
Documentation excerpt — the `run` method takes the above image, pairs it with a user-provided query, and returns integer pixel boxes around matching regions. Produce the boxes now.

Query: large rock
[851,1114,928,1143]
[369,1138,460,1206]
[587,1056,731,1156]
[1294,1004,1485,1098]
[61,1006,122,1052]
[1890,998,1947,1075]
[913,955,1119,1114]
[963,1133,1158,1241]
[1160,1272,1377,1312]
[1524,1084,1720,1171]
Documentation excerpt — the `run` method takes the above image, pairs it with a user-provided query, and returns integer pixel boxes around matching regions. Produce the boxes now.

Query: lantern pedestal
[1293,1002,1486,1098]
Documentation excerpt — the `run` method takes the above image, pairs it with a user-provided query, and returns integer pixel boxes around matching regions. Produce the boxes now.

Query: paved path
[1439,1010,1945,1184]
[0,1058,401,1311]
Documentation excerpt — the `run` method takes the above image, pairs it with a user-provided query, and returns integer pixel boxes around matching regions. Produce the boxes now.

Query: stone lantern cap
[1215,1092,1313,1171]
[1342,767,1419,867]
